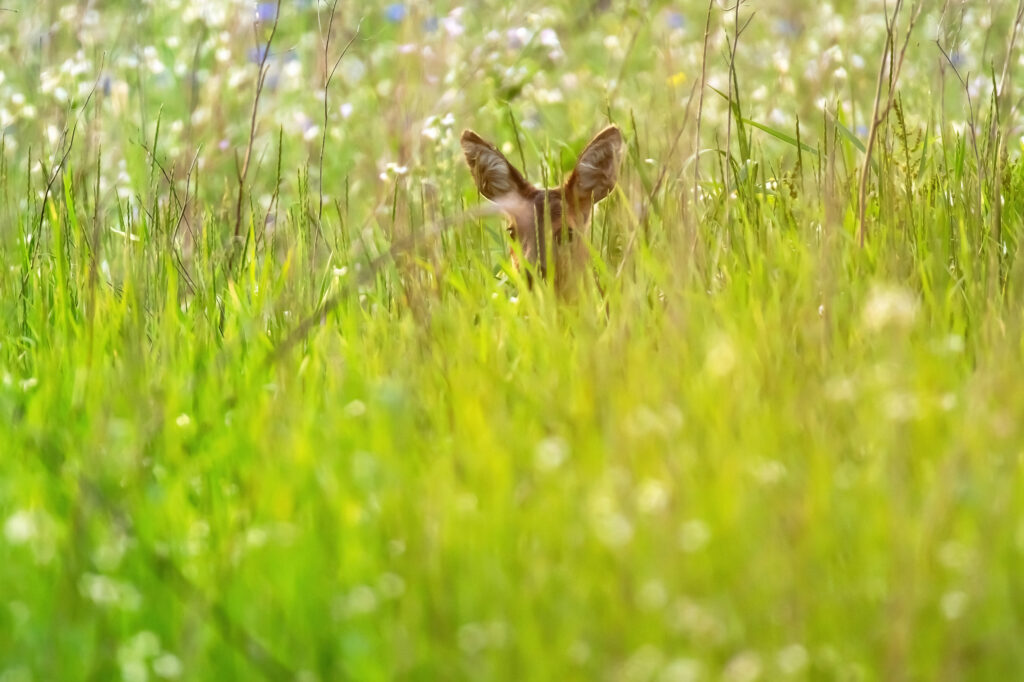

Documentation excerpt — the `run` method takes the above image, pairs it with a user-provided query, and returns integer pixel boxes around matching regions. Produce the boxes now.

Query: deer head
[461,125,623,289]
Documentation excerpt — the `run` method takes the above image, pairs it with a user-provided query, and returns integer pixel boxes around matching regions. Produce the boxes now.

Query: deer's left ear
[566,125,624,206]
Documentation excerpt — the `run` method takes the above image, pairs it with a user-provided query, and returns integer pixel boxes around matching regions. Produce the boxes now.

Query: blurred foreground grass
[2,0,1024,680]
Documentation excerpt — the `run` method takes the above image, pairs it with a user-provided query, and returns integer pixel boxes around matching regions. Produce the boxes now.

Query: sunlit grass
[2,1,1024,680]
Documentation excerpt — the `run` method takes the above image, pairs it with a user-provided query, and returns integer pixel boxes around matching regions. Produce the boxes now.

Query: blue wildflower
[248,44,270,63]
[385,3,406,23]
[774,19,801,38]
[256,2,277,22]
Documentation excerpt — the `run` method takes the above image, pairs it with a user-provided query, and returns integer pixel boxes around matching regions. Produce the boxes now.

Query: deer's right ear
[461,130,531,201]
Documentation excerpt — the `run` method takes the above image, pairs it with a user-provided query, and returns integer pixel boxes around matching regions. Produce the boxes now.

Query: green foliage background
[1,0,1024,680]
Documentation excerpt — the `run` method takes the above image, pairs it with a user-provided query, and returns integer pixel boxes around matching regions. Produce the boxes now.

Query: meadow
[2,0,1024,679]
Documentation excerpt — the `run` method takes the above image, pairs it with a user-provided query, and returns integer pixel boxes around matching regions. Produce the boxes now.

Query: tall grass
[2,1,1024,680]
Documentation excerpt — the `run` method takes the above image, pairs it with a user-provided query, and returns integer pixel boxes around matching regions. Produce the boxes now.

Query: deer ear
[461,130,532,201]
[566,125,623,205]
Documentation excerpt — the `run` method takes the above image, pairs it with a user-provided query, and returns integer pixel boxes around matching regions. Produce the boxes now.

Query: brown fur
[460,125,624,294]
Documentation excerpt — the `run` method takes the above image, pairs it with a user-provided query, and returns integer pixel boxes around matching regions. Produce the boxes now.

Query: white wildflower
[861,284,918,332]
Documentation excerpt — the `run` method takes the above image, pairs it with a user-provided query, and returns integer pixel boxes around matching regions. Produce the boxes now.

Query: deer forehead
[493,192,536,229]
[494,188,571,225]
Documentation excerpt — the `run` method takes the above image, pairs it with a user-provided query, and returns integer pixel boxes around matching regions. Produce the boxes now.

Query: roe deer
[460,125,623,295]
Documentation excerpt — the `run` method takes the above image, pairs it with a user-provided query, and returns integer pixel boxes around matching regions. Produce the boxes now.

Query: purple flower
[385,3,406,23]
[248,44,270,63]
[665,11,685,29]
[256,2,277,23]
[773,19,801,38]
